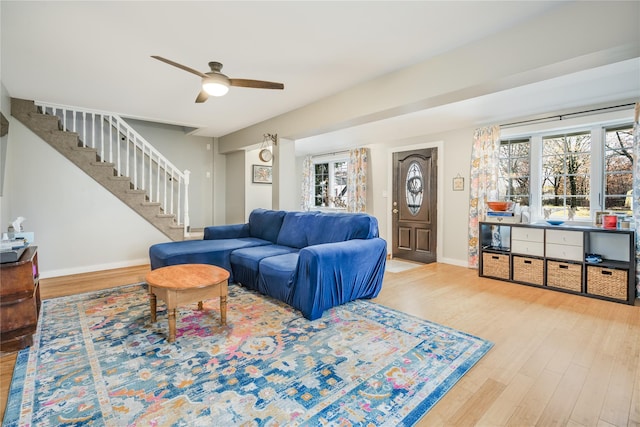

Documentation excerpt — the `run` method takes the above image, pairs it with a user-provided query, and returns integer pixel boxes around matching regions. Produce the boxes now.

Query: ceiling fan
[151,55,284,103]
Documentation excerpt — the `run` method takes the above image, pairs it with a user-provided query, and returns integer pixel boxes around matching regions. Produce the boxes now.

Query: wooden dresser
[0,246,40,352]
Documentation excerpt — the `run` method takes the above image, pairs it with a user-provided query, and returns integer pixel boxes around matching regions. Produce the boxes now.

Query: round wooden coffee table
[145,264,230,342]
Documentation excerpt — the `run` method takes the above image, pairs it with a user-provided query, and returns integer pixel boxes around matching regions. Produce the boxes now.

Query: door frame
[387,140,444,262]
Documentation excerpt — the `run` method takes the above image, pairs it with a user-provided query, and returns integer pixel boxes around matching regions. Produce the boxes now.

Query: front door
[392,148,437,263]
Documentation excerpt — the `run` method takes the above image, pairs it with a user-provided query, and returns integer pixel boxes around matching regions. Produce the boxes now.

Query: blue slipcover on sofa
[149,209,387,320]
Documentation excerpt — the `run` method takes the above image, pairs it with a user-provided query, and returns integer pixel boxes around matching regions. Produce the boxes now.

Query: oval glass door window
[406,161,423,215]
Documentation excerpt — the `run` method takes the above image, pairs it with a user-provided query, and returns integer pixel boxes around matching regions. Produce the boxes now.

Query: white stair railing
[35,101,190,236]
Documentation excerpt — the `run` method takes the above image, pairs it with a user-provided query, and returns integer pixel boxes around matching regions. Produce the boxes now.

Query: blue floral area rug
[4,283,492,426]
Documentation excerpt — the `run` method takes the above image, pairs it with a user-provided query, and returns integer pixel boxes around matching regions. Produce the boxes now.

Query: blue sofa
[149,209,387,320]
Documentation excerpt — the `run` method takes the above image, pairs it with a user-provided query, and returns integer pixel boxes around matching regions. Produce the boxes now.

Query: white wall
[212,137,226,225]
[124,119,214,229]
[272,138,297,211]
[245,147,272,217]
[4,118,169,278]
[225,150,246,224]
[0,82,10,225]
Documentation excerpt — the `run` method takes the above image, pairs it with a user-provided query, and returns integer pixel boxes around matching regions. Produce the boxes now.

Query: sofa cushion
[257,253,300,304]
[230,245,298,290]
[249,208,287,243]
[305,213,379,246]
[276,211,318,249]
[204,223,250,240]
[149,238,271,282]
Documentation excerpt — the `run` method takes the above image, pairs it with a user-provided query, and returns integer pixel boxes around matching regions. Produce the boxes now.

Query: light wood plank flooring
[1,263,638,426]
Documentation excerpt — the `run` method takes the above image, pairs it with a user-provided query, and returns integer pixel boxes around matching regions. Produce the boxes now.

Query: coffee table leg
[220,295,227,325]
[198,301,203,311]
[150,291,157,323]
[168,308,176,343]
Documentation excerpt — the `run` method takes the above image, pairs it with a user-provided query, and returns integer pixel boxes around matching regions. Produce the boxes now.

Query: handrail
[34,101,190,236]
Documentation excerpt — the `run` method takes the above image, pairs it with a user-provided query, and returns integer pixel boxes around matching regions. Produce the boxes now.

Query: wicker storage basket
[512,256,544,285]
[586,266,627,300]
[482,253,510,280]
[546,260,582,292]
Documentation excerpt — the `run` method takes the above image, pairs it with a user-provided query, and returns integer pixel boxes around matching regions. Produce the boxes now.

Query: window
[498,138,530,206]
[541,132,591,219]
[313,160,348,208]
[604,125,634,214]
[499,117,634,222]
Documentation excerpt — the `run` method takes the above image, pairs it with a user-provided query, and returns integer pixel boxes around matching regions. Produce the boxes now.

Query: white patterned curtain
[468,125,501,268]
[633,103,639,297]
[347,148,368,212]
[300,155,313,211]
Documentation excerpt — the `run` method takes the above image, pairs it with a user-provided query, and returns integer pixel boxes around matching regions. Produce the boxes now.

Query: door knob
[392,208,398,214]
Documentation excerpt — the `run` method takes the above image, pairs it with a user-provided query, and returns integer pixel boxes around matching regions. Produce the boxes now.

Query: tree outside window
[604,125,633,214]
[541,132,591,219]
[498,138,530,206]
[314,161,348,208]
[314,163,329,207]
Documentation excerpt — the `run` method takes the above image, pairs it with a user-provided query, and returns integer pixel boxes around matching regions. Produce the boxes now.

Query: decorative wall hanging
[453,173,464,191]
[252,165,272,184]
[259,133,277,162]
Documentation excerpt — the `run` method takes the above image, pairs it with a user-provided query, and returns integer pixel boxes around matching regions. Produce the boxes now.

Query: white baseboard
[438,257,471,268]
[40,258,149,279]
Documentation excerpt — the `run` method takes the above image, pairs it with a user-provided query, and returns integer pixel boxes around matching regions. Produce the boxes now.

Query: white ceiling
[2,1,639,154]
[295,58,640,154]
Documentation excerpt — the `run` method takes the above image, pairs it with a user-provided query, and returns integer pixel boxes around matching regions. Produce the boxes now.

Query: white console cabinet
[479,222,636,305]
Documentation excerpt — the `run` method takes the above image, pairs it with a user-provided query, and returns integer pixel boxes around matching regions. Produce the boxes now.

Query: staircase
[11,98,189,241]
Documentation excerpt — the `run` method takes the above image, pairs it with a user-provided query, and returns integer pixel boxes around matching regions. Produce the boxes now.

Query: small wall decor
[259,133,277,163]
[452,174,464,191]
[252,165,272,184]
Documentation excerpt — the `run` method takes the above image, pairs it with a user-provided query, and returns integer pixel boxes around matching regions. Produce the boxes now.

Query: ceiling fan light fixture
[151,56,284,103]
[202,75,230,97]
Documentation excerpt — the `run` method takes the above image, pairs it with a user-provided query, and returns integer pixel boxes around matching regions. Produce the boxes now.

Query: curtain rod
[500,102,636,129]
[310,150,350,159]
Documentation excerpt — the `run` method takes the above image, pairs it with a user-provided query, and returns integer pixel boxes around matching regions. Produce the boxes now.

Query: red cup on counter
[603,215,618,229]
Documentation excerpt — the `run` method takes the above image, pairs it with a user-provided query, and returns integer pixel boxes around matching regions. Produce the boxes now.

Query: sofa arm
[203,223,250,240]
[292,238,387,320]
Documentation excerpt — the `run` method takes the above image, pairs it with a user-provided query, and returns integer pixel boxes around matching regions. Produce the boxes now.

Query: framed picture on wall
[252,165,272,184]
[452,175,464,191]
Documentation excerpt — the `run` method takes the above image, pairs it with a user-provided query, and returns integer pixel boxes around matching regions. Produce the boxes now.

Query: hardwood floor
[1,262,638,425]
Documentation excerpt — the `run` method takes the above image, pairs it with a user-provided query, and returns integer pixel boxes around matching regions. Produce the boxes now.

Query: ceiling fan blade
[151,55,209,79]
[195,90,208,103]
[229,79,284,90]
